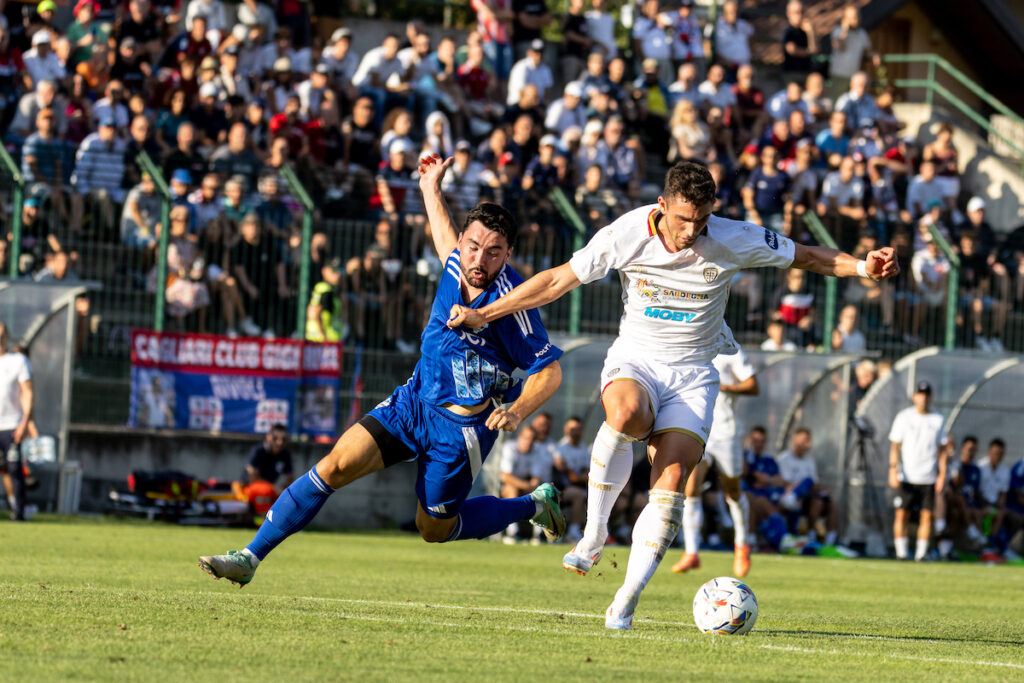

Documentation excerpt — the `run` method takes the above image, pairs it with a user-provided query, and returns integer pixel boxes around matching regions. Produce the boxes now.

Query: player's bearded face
[459,223,511,289]
[659,196,713,251]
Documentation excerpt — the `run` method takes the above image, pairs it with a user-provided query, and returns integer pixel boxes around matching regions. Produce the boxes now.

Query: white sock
[934,517,946,535]
[7,495,15,510]
[726,495,749,548]
[915,538,928,561]
[506,522,519,537]
[580,422,636,553]
[938,539,954,558]
[682,497,703,555]
[894,536,909,559]
[241,548,260,567]
[611,489,684,613]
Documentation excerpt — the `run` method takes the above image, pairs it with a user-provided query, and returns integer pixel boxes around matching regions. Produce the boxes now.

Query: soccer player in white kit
[447,162,899,629]
[670,348,758,578]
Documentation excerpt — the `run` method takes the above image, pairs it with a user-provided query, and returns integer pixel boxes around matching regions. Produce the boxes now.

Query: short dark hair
[270,423,287,434]
[663,161,716,207]
[962,435,978,446]
[751,425,767,436]
[464,202,518,248]
[794,427,812,438]
[566,415,583,424]
[990,437,1006,449]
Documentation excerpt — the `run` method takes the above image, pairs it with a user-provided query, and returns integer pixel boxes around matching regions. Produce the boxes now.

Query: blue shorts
[363,382,498,519]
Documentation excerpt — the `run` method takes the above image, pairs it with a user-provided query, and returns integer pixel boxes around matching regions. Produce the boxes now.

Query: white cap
[966,196,986,213]
[539,134,558,148]
[199,82,219,98]
[32,31,52,46]
[564,81,583,98]
[391,139,414,155]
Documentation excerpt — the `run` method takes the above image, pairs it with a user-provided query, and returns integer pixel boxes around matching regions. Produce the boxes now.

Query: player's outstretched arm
[792,244,899,280]
[418,153,459,262]
[486,360,562,432]
[447,262,582,329]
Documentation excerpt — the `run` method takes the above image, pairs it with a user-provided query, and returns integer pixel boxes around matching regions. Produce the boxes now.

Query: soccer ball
[692,576,758,635]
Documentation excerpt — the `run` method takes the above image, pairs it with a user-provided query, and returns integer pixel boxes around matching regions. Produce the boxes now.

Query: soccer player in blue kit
[199,153,566,586]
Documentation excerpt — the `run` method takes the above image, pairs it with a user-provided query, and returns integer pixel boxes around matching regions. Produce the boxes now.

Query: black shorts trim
[358,414,416,468]
[896,482,935,511]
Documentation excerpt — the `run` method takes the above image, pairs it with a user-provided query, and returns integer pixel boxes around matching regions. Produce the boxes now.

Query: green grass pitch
[2,517,1023,681]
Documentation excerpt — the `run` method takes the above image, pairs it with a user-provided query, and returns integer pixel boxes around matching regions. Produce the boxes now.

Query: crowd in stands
[1,0,1022,353]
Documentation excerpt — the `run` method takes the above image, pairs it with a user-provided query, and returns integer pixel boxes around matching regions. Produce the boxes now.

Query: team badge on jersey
[703,267,719,283]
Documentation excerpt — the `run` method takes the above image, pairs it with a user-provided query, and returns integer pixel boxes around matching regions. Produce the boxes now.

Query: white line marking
[195,591,1024,670]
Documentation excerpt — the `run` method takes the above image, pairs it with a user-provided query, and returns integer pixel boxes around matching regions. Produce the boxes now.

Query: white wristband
[856,260,869,279]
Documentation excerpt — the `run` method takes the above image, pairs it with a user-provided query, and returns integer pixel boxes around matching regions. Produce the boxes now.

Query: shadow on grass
[758,628,1024,647]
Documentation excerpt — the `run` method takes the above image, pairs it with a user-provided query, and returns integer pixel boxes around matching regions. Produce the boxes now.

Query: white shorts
[704,430,743,478]
[599,350,718,447]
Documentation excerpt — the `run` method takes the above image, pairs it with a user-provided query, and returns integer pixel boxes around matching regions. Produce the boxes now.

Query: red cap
[74,0,98,15]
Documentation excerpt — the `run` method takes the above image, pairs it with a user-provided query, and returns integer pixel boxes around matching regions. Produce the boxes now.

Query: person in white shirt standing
[671,348,757,577]
[445,159,899,629]
[552,415,591,543]
[888,381,950,561]
[0,324,33,521]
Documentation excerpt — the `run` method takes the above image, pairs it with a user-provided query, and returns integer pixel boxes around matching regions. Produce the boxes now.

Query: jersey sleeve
[726,349,756,384]
[729,222,796,270]
[936,423,950,448]
[16,354,30,382]
[569,222,632,284]
[497,306,563,375]
[888,411,905,444]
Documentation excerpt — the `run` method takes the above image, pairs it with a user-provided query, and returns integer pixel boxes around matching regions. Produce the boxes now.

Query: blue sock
[445,495,536,541]
[246,469,334,560]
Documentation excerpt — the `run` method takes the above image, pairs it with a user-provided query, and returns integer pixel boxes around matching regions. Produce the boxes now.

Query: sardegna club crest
[703,267,719,283]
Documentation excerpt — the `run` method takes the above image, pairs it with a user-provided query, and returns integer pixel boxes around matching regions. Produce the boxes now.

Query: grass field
[3,517,1024,681]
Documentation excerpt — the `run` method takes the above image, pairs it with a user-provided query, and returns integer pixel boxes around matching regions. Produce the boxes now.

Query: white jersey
[888,407,948,485]
[570,206,795,365]
[777,449,818,484]
[0,352,30,431]
[976,459,1010,505]
[709,349,755,443]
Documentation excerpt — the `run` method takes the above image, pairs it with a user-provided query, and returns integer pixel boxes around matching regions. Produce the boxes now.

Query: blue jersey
[1008,460,1024,513]
[408,249,562,407]
[743,449,783,501]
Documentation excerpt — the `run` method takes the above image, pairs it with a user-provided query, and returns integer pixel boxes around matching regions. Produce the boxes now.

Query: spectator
[834,71,879,130]
[632,0,673,83]
[767,81,809,122]
[976,438,1012,561]
[664,0,703,75]
[697,63,738,123]
[472,0,515,92]
[499,424,547,542]
[560,0,592,84]
[242,424,293,512]
[585,0,616,59]
[923,123,960,216]
[575,163,622,231]
[522,134,559,197]
[544,81,586,137]
[188,173,222,230]
[442,140,496,217]
[374,140,420,218]
[210,122,261,189]
[956,197,996,254]
[552,415,589,543]
[66,0,107,69]
[598,115,640,200]
[832,304,866,352]
[781,0,816,81]
[0,323,33,522]
[947,436,984,547]
[10,79,66,140]
[346,244,399,348]
[380,107,415,162]
[909,232,949,342]
[848,358,877,415]
[21,109,70,214]
[456,40,503,132]
[160,13,212,70]
[709,0,753,79]
[732,64,768,145]
[111,36,152,96]
[802,72,832,125]
[743,145,790,232]
[186,0,229,45]
[149,204,211,329]
[828,5,878,98]
[905,160,945,221]
[22,30,65,90]
[743,425,787,544]
[305,257,348,343]
[190,81,229,148]
[817,156,866,251]
[761,319,797,351]
[163,121,209,181]
[237,0,277,39]
[319,28,359,101]
[511,0,552,60]
[668,99,710,163]
[814,110,850,168]
[71,116,126,232]
[959,230,1008,351]
[92,80,131,132]
[120,172,162,249]
[777,428,837,545]
[353,33,410,129]
[231,212,287,338]
[888,381,950,561]
[254,174,295,239]
[424,111,454,160]
[772,268,816,347]
[506,38,553,106]
[123,114,162,189]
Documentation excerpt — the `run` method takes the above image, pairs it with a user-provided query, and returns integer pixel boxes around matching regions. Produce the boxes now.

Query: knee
[606,403,649,437]
[416,518,453,543]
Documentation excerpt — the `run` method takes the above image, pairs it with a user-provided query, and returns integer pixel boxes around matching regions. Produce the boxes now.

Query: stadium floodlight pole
[279,165,315,338]
[138,151,171,332]
[0,145,24,279]
[802,212,839,351]
[926,220,960,350]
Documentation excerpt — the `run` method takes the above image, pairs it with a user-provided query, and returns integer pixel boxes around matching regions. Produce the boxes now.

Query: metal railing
[0,144,24,279]
[926,220,960,351]
[280,164,314,338]
[881,53,1024,173]
[549,187,588,335]
[802,212,839,351]
[136,152,171,332]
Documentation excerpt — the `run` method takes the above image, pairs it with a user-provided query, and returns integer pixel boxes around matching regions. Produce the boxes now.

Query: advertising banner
[130,331,341,436]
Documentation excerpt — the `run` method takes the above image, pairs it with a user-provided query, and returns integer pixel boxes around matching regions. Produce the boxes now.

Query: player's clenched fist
[447,304,484,329]
[486,406,522,432]
[866,247,899,280]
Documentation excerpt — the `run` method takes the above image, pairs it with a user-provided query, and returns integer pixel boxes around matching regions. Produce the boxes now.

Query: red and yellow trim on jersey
[647,208,662,236]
